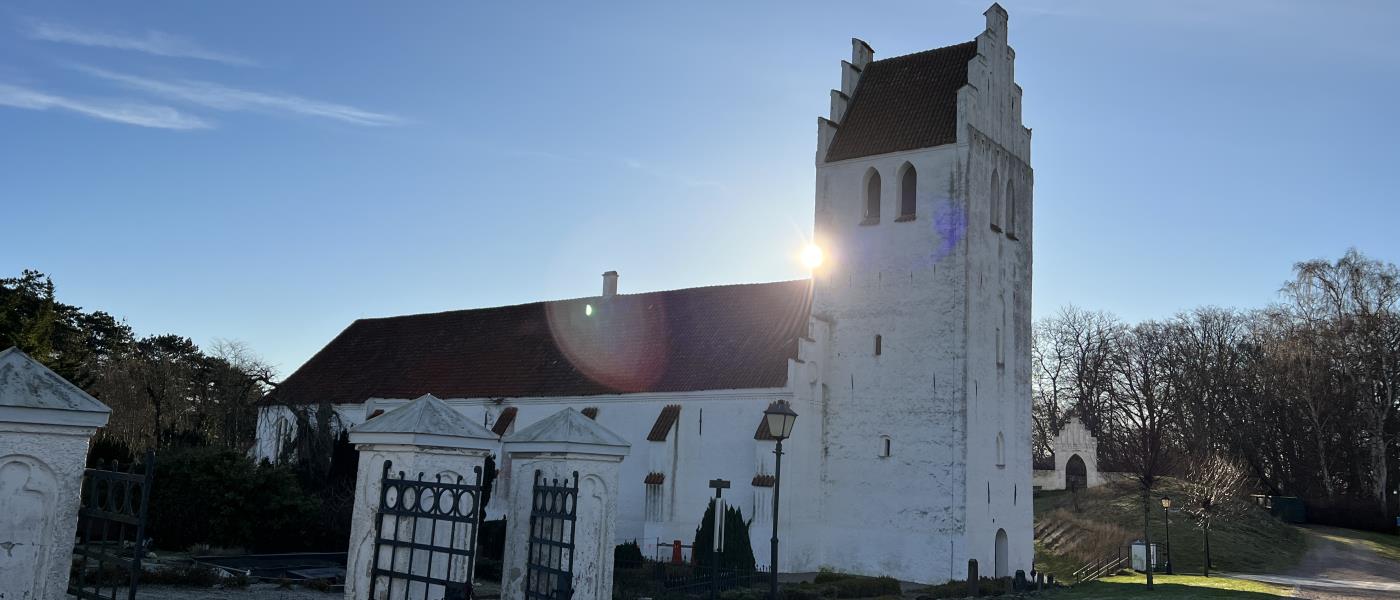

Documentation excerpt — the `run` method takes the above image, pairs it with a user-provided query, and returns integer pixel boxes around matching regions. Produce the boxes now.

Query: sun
[800,243,824,269]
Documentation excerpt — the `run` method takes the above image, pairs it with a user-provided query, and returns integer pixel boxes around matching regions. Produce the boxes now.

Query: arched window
[879,435,892,458]
[898,163,916,219]
[864,168,881,223]
[1006,179,1017,238]
[996,432,1006,467]
[874,334,882,356]
[990,169,1002,231]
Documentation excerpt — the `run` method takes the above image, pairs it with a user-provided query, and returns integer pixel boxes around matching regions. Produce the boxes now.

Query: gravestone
[501,408,630,600]
[344,394,497,600]
[0,347,111,600]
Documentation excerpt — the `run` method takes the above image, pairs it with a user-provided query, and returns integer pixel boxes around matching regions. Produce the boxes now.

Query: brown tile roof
[645,472,665,485]
[581,407,598,420]
[825,41,978,163]
[752,474,775,488]
[647,404,681,442]
[266,280,812,405]
[491,406,518,436]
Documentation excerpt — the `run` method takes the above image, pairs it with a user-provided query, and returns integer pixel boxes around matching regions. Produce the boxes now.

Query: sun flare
[801,243,824,269]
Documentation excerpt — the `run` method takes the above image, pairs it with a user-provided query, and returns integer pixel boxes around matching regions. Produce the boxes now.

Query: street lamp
[1160,496,1173,575]
[763,400,797,600]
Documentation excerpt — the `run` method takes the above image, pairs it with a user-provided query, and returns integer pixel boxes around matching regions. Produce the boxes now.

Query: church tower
[808,4,1032,583]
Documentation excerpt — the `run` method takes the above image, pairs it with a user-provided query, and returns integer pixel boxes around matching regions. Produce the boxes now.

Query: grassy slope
[1054,573,1293,599]
[1034,478,1307,579]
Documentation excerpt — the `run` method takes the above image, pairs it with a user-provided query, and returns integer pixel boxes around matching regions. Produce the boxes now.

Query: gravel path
[1230,526,1400,599]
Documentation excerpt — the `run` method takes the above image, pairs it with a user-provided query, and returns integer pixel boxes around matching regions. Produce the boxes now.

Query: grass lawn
[1034,479,1307,578]
[1053,573,1294,599]
[1307,524,1400,563]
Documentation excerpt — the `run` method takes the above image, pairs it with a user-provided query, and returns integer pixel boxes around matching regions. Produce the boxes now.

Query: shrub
[146,446,321,552]
[1305,498,1393,533]
[615,541,645,569]
[692,500,756,572]
[827,576,900,598]
[721,587,768,600]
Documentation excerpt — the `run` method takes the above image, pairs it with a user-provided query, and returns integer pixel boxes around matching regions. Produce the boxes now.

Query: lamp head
[763,400,798,441]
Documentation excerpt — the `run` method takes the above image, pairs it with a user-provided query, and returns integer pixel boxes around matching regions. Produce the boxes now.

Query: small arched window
[990,169,1002,232]
[863,168,881,223]
[1006,179,1017,238]
[874,334,882,356]
[879,435,892,458]
[996,432,1006,467]
[897,163,916,220]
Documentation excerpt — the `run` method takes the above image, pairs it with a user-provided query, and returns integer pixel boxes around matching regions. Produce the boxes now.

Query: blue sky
[3,1,1397,375]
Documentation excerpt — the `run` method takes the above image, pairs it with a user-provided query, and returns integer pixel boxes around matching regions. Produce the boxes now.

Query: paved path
[1230,526,1400,599]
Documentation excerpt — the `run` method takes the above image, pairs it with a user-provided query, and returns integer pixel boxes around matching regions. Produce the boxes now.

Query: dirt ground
[1231,526,1400,600]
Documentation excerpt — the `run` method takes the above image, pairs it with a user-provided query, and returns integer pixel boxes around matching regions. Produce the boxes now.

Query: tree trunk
[1143,488,1154,589]
[1203,520,1212,577]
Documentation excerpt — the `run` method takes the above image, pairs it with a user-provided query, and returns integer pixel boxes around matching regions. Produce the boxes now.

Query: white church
[257,4,1033,584]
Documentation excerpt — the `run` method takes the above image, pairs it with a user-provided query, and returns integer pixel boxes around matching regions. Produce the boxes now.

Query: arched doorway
[1066,454,1087,491]
[994,529,1009,578]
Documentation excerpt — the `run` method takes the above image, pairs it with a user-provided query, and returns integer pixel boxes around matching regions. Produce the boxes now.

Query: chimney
[602,271,619,297]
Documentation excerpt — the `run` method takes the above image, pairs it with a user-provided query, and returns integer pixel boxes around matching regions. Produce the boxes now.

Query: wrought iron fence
[369,460,483,600]
[525,470,578,600]
[68,452,155,600]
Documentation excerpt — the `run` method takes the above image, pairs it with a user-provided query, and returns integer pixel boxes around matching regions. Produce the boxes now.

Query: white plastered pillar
[344,394,499,600]
[501,408,630,600]
[0,347,111,600]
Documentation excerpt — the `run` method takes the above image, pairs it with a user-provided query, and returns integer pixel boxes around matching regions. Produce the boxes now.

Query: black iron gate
[525,470,578,600]
[370,460,483,600]
[68,452,155,600]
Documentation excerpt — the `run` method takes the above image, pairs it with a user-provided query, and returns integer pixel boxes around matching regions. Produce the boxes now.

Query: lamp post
[1160,496,1173,575]
[763,400,797,600]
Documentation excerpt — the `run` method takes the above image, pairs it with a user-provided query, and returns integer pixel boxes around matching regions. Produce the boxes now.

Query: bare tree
[1285,249,1400,511]
[1184,453,1252,577]
[1108,321,1182,589]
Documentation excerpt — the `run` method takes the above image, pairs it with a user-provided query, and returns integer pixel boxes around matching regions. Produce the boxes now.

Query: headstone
[1014,569,1027,591]
[501,408,630,600]
[966,559,979,596]
[0,347,111,600]
[344,394,497,600]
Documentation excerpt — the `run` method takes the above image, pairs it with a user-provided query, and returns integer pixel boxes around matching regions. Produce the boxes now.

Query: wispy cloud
[0,83,211,129]
[74,65,404,126]
[27,21,255,66]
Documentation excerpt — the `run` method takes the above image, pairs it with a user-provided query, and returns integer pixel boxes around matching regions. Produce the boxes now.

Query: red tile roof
[491,406,518,436]
[825,41,978,162]
[645,472,665,485]
[647,404,682,442]
[581,407,598,420]
[266,280,812,405]
[752,474,775,488]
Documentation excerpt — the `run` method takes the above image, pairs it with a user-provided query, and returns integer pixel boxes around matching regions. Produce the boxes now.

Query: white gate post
[344,394,498,600]
[501,408,630,600]
[0,347,111,600]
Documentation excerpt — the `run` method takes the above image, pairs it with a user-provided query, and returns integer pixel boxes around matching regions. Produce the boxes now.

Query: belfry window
[863,168,881,223]
[1006,179,1018,239]
[990,169,1002,232]
[897,163,916,220]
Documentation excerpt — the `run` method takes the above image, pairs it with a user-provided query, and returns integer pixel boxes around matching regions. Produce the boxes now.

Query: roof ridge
[871,39,977,65]
[352,278,813,323]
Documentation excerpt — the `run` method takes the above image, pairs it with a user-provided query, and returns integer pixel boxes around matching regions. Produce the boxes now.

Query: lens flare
[801,243,824,269]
